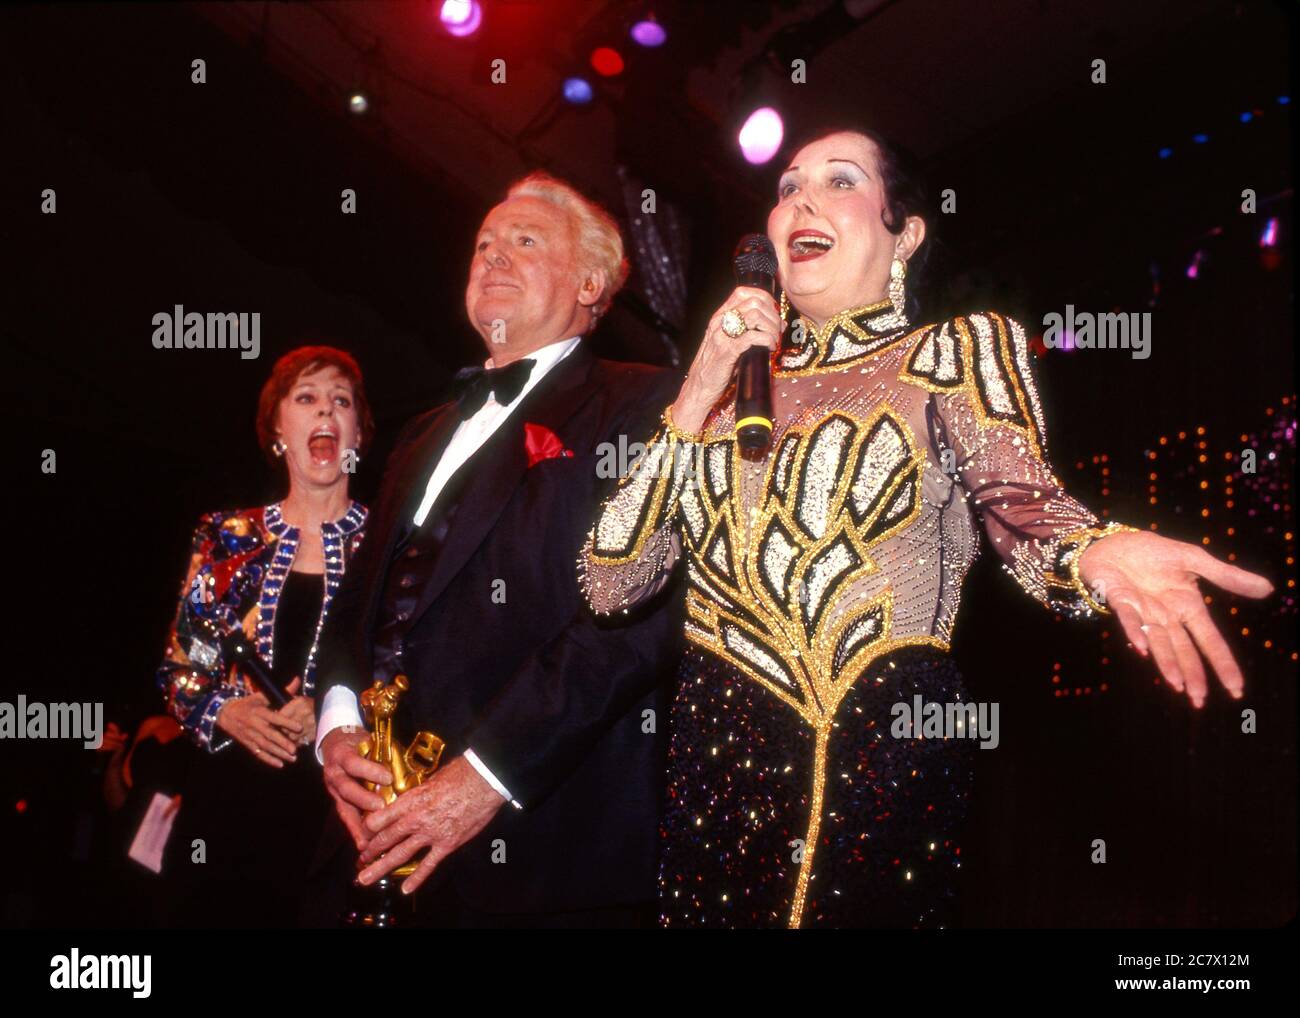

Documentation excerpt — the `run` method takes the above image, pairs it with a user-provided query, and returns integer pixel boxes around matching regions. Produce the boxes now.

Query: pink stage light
[738,107,783,165]
[441,0,482,37]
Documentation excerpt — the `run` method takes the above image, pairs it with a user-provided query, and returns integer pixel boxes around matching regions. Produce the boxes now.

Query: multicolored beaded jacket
[580,301,1132,926]
[157,501,368,752]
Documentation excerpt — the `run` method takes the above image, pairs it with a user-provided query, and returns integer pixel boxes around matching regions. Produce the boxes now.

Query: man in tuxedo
[312,171,683,927]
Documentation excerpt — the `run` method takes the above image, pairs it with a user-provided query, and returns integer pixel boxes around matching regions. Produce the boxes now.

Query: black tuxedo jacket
[315,342,685,914]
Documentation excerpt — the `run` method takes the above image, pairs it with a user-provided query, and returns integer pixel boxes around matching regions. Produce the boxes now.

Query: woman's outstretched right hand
[672,285,783,435]
[215,691,303,767]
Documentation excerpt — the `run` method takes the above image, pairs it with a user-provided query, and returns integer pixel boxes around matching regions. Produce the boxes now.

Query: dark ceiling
[189,0,1254,208]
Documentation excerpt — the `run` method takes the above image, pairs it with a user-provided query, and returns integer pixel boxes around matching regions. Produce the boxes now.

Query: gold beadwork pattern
[900,311,1047,458]
[679,407,933,718]
[588,424,698,566]
[777,298,915,377]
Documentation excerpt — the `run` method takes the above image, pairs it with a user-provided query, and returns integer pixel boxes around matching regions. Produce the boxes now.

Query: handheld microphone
[732,234,778,451]
[189,618,291,708]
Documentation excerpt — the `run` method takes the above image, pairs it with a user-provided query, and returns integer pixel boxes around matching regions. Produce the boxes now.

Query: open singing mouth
[789,228,835,261]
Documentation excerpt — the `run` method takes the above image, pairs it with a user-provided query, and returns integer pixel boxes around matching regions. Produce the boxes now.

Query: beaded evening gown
[580,300,1127,928]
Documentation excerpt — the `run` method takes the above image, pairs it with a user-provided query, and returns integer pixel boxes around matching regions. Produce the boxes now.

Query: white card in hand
[127,792,181,874]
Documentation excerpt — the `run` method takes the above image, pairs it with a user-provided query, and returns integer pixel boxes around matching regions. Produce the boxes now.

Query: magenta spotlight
[631,18,667,47]
[441,0,482,37]
[738,107,783,164]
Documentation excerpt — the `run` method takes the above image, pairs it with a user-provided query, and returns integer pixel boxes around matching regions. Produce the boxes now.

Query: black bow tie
[451,358,536,420]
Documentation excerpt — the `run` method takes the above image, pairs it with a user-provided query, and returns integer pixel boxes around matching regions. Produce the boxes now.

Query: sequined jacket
[157,501,368,751]
[581,303,1129,728]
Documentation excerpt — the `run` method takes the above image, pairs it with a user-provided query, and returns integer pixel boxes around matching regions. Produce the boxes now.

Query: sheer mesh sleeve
[931,311,1134,618]
[579,408,701,615]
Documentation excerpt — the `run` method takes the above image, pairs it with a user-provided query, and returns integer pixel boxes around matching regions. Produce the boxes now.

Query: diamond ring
[721,308,748,338]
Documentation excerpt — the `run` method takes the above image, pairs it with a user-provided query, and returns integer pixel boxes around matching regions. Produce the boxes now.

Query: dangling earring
[883,256,910,330]
[271,438,287,457]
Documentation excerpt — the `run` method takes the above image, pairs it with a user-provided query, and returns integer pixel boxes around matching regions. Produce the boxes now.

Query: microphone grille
[733,233,777,278]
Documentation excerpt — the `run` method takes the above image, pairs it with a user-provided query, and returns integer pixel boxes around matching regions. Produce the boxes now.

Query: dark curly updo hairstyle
[779,125,936,323]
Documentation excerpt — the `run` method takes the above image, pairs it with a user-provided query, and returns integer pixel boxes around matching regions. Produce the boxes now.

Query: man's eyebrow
[477,221,547,235]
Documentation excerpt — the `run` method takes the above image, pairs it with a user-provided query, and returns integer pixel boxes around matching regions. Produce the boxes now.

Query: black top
[271,570,325,690]
[163,569,332,927]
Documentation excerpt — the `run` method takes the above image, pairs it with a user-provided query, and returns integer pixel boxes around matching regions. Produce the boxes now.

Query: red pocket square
[523,422,575,467]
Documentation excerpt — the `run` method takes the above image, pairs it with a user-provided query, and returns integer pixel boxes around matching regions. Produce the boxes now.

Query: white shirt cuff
[315,685,364,764]
[316,687,522,811]
[465,748,522,810]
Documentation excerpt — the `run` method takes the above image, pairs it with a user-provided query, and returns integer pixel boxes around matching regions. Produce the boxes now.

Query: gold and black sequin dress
[580,300,1126,928]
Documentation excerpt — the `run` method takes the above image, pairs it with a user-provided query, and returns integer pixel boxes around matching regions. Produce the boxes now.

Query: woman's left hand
[278,677,317,749]
[1078,530,1273,707]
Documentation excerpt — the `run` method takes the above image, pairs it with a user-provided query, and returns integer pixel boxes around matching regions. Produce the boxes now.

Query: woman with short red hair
[156,345,372,925]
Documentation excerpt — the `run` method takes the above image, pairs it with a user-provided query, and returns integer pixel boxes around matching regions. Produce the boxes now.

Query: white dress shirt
[315,335,583,810]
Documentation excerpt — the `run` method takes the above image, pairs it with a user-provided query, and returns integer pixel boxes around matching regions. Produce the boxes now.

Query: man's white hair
[505,171,629,321]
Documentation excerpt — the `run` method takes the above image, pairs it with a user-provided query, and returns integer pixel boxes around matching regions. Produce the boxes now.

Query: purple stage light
[631,19,667,47]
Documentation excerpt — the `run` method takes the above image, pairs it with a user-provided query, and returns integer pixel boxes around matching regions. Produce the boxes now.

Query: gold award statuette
[357,674,445,878]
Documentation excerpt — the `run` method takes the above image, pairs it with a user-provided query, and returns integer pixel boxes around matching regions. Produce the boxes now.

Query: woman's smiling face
[767,130,920,328]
